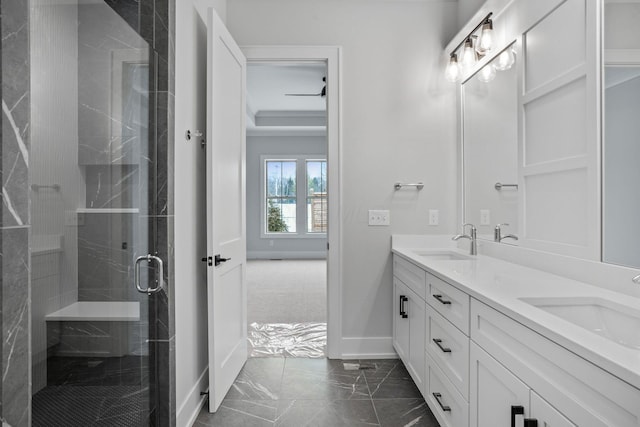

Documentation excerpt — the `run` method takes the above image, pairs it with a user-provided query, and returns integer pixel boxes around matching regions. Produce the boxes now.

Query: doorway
[245,62,328,357]
[242,46,342,359]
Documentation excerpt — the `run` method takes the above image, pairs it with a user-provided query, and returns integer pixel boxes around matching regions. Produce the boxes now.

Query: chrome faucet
[633,274,640,284]
[494,223,518,243]
[452,223,477,255]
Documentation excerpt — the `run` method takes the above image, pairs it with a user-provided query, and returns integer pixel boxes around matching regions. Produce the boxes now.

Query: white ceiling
[246,63,327,115]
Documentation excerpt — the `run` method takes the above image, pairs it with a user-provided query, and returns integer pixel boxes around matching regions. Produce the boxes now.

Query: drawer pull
[432,392,451,412]
[433,294,452,305]
[511,405,524,427]
[432,338,452,353]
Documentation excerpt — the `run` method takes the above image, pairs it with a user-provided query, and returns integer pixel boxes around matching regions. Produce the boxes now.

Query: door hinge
[327,242,330,250]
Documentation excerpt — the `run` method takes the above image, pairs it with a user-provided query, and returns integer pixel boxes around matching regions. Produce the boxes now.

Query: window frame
[260,155,327,239]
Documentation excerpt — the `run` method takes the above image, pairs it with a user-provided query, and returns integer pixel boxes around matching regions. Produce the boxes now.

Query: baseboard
[247,251,327,260]
[177,367,209,427]
[340,336,397,359]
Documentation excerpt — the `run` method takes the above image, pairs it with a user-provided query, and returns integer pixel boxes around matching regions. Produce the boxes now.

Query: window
[306,160,327,233]
[266,160,297,233]
[263,157,327,237]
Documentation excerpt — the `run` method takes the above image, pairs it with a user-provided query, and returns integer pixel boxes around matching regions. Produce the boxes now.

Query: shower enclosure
[1,0,174,425]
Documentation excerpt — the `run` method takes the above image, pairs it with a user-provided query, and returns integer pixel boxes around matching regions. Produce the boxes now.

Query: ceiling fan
[285,77,326,97]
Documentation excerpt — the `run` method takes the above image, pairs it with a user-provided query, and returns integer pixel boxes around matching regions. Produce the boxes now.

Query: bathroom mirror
[462,44,519,242]
[602,1,640,268]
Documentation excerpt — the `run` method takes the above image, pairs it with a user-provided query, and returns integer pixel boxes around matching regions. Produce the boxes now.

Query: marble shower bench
[45,301,141,358]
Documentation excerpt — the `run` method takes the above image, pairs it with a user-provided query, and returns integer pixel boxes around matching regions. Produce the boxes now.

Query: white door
[205,8,247,412]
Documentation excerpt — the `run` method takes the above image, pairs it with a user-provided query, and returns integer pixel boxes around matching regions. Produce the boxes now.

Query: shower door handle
[135,254,164,295]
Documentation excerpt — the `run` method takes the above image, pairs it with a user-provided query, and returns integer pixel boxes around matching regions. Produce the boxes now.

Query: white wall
[246,134,327,258]
[457,0,485,28]
[174,0,225,425]
[227,0,458,353]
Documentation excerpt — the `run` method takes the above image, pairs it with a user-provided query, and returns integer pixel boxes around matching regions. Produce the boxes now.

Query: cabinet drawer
[426,304,469,400]
[426,353,469,427]
[393,255,426,300]
[471,299,640,427]
[531,391,576,427]
[427,272,469,335]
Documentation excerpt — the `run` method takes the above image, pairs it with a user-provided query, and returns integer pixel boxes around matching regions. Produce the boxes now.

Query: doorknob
[214,254,231,266]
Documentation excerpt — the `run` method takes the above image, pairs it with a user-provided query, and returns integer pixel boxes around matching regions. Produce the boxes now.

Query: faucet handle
[494,223,509,242]
[462,223,476,232]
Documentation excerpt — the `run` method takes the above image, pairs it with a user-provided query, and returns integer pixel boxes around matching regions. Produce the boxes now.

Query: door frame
[242,45,343,358]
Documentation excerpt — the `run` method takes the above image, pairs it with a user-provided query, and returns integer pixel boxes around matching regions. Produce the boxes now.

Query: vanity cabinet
[392,256,426,393]
[392,251,640,427]
[471,299,640,427]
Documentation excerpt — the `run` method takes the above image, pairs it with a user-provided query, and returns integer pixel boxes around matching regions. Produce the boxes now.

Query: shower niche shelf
[77,208,140,214]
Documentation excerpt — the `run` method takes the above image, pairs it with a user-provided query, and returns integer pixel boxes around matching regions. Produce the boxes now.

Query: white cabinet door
[470,342,530,427]
[531,391,577,427]
[393,278,410,361]
[407,287,425,394]
[393,277,425,393]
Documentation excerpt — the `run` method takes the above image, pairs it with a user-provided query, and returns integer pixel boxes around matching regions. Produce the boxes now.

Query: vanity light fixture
[494,46,516,71]
[444,12,493,82]
[476,19,494,55]
[460,38,478,73]
[477,62,496,82]
[445,53,461,83]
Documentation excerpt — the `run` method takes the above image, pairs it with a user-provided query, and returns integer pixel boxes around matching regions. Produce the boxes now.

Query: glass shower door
[29,1,158,425]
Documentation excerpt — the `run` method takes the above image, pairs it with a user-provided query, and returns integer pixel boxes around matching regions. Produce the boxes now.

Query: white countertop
[45,301,140,322]
[392,243,640,391]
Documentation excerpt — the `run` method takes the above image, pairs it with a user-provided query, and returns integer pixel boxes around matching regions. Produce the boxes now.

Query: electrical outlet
[368,210,390,226]
[480,209,491,225]
[428,209,439,226]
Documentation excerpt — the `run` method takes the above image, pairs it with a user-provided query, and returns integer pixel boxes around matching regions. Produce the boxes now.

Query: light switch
[368,210,390,226]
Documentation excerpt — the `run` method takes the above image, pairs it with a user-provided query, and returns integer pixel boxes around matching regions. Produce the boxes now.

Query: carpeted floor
[247,259,327,324]
[247,259,327,357]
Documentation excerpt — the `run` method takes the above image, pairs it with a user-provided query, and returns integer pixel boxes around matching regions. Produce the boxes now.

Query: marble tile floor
[195,358,440,427]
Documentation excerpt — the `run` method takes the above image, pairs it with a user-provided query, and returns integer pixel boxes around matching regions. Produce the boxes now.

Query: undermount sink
[410,250,472,261]
[520,297,640,350]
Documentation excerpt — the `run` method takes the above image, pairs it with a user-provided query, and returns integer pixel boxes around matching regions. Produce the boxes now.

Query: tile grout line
[360,359,383,427]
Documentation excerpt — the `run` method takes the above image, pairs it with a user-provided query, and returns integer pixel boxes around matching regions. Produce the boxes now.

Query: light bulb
[477,63,496,83]
[460,38,477,72]
[495,47,515,71]
[476,20,493,55]
[445,53,461,83]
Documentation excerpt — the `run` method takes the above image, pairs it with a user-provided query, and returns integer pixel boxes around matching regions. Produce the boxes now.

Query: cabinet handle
[432,393,451,412]
[432,338,452,353]
[511,406,524,427]
[400,295,408,318]
[433,294,452,305]
[524,419,538,427]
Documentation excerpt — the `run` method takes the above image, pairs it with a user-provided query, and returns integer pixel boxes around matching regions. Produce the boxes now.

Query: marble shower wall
[0,0,175,425]
[2,0,31,425]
